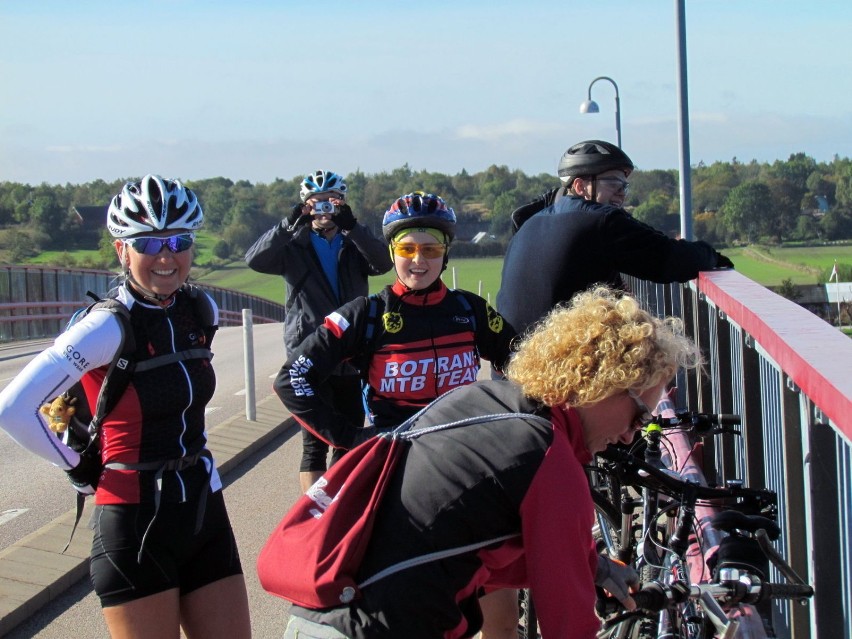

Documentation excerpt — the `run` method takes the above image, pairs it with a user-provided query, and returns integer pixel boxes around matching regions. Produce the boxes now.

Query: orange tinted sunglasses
[391,243,447,259]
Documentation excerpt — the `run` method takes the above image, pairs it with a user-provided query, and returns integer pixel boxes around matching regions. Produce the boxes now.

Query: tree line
[2,153,851,266]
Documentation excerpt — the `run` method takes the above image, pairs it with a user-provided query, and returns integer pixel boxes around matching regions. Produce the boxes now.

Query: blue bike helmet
[381,192,456,243]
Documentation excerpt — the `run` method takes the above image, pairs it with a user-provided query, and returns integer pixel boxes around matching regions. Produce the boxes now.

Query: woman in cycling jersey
[278,286,701,639]
[274,191,516,450]
[0,175,251,639]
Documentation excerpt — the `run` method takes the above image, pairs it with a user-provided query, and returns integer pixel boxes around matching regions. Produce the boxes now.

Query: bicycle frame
[590,406,804,639]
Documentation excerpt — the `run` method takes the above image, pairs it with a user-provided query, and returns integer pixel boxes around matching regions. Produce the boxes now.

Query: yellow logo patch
[487,305,504,333]
[383,312,404,333]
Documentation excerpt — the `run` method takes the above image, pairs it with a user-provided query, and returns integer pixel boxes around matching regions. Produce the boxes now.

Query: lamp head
[579,99,600,114]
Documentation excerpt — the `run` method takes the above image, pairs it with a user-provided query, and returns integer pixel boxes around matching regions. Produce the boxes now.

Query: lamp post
[579,76,621,148]
[675,0,693,240]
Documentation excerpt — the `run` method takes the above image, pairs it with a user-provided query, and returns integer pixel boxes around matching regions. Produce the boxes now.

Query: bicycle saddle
[712,511,781,540]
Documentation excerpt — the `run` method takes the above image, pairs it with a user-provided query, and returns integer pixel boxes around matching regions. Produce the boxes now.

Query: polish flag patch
[325,312,350,338]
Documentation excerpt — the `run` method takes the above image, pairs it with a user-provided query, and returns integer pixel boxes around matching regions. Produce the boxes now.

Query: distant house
[786,282,852,324]
[825,282,852,304]
[71,205,108,248]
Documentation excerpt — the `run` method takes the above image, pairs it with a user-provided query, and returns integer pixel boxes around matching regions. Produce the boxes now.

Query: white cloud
[454,119,562,142]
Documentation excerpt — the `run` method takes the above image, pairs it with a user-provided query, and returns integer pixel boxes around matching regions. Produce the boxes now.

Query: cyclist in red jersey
[275,192,516,449]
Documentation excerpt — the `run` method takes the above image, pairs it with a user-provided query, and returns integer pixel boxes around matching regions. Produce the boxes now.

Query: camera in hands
[312,201,339,216]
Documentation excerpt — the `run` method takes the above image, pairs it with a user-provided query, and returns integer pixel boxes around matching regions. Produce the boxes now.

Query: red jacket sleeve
[518,424,600,639]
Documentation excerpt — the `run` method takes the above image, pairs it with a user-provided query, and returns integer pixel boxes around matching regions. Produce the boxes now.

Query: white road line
[235,389,246,396]
[0,508,28,526]
[205,407,222,415]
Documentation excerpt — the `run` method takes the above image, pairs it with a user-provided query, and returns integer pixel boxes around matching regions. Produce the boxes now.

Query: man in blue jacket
[245,169,393,491]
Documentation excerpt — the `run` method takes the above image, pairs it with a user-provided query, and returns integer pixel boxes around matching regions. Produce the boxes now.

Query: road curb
[0,393,294,637]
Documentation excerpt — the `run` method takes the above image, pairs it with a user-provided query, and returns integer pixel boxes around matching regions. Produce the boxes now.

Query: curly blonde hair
[505,287,701,408]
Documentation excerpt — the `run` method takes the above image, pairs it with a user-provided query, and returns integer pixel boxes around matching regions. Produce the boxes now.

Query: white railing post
[242,308,256,421]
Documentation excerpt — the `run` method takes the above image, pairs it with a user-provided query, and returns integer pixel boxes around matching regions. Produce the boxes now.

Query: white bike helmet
[299,170,348,202]
[107,174,203,239]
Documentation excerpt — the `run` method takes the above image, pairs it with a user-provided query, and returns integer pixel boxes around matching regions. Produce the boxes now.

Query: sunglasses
[124,233,195,256]
[628,390,654,430]
[391,242,447,259]
[596,176,630,194]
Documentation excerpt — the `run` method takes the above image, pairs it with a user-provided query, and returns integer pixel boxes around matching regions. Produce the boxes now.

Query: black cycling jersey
[275,280,516,448]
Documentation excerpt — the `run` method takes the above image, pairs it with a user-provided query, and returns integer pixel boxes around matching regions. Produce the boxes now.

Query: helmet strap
[125,273,179,306]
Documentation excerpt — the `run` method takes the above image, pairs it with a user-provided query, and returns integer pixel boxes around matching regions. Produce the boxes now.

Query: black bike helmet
[557,140,634,184]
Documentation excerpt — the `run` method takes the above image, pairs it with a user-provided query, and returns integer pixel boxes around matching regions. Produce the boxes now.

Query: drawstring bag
[257,410,549,609]
[258,432,402,608]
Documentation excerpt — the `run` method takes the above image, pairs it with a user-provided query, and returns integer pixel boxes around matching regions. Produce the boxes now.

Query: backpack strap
[453,290,477,333]
[363,294,381,345]
[358,533,519,591]
[62,297,134,554]
[86,299,135,439]
[395,411,551,439]
[182,283,219,346]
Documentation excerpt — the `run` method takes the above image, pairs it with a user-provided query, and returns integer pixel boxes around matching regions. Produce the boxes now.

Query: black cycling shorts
[89,489,243,607]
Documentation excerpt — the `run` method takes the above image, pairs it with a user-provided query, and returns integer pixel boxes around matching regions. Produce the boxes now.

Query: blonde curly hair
[505,287,701,408]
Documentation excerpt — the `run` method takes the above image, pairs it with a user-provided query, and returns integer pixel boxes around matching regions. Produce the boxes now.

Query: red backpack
[257,411,549,609]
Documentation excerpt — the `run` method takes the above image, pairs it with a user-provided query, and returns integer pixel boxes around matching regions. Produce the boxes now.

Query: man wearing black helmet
[246,170,393,492]
[496,140,733,337]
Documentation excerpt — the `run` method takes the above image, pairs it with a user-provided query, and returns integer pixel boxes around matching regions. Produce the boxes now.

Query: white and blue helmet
[299,170,348,202]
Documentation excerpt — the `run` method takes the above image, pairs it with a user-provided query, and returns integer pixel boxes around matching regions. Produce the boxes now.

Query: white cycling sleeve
[0,309,123,469]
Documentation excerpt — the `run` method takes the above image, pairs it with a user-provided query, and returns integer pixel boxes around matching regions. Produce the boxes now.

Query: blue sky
[1,0,850,185]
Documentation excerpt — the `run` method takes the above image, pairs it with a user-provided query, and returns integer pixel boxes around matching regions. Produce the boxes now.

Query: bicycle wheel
[592,488,624,559]
[596,616,658,639]
[518,588,538,639]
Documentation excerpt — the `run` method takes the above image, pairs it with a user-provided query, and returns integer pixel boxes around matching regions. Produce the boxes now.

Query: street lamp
[675,0,693,240]
[579,76,622,148]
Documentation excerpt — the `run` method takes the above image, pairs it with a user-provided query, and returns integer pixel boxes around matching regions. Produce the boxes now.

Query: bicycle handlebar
[596,446,776,508]
[652,411,741,435]
[596,578,814,617]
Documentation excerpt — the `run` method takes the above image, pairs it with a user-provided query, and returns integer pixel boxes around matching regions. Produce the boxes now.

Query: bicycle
[588,408,813,638]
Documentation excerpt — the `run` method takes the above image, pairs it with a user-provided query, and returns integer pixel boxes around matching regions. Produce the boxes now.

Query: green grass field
[193,246,852,304]
[723,245,851,286]
[195,257,506,304]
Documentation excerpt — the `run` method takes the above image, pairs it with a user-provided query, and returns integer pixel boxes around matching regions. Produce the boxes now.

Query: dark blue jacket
[497,195,723,335]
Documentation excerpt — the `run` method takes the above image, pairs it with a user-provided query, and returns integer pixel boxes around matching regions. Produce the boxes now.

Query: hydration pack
[50,284,217,457]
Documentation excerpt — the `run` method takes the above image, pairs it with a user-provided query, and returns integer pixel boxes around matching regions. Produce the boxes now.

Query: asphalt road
[0,322,287,554]
[4,425,303,638]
